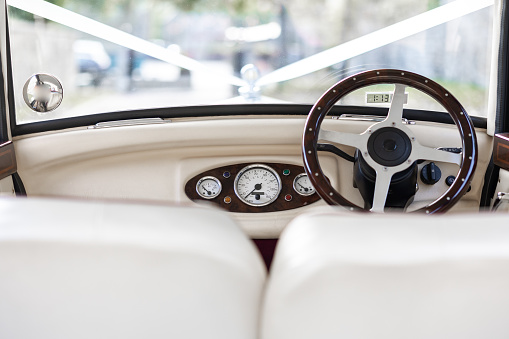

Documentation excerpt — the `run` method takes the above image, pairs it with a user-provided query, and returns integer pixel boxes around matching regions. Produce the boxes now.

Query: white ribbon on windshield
[7,0,246,87]
[257,0,494,86]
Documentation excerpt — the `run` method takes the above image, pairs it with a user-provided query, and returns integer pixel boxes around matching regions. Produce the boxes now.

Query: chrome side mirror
[23,74,63,113]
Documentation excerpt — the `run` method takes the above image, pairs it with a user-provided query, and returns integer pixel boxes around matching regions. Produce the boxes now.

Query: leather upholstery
[262,211,509,339]
[0,197,266,339]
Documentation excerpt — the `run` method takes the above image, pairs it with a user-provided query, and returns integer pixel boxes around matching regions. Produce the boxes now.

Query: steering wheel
[302,69,477,214]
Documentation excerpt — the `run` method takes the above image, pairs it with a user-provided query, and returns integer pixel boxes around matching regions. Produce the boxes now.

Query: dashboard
[12,109,493,238]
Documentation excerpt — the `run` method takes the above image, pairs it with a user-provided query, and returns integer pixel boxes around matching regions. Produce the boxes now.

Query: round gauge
[293,173,316,196]
[234,164,282,207]
[196,176,222,199]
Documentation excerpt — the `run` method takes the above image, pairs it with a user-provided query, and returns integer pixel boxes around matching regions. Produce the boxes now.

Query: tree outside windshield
[8,0,493,124]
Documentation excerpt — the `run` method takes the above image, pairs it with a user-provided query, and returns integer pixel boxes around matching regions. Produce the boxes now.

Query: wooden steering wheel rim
[302,69,478,214]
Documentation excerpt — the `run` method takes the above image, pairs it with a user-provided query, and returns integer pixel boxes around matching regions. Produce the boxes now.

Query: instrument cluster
[185,162,320,213]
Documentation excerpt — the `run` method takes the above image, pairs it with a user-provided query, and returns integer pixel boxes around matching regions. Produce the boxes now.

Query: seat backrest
[0,198,266,339]
[262,211,509,339]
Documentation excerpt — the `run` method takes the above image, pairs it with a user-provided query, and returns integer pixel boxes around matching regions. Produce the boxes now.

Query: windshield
[7,0,494,124]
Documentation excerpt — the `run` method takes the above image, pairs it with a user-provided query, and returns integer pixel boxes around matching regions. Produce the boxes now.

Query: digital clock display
[366,92,408,104]
[367,93,391,103]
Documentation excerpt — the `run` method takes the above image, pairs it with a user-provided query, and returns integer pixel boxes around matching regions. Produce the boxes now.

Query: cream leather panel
[0,176,14,196]
[492,169,509,211]
[262,211,509,339]
[13,117,492,237]
[0,197,265,339]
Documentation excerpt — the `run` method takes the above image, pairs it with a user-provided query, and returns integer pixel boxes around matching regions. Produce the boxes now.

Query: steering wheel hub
[367,127,412,167]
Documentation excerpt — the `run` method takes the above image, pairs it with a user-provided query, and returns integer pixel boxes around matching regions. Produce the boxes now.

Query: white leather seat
[262,211,509,339]
[0,197,266,339]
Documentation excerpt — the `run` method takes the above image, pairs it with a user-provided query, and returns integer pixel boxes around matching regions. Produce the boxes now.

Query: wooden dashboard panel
[494,133,509,171]
[184,162,322,213]
[0,141,17,180]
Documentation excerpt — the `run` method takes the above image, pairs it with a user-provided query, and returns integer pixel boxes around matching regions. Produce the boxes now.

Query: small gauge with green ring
[293,173,316,196]
[196,176,222,199]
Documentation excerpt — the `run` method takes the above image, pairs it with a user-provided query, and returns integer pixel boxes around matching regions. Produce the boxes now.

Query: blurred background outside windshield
[8,0,493,123]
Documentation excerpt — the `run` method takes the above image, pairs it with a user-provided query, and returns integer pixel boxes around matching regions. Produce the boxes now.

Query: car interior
[1,0,509,338]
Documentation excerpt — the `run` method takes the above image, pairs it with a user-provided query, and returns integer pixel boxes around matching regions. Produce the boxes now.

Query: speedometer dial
[234,164,282,207]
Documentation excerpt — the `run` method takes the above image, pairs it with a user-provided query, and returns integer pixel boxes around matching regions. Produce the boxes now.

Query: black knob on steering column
[420,162,442,185]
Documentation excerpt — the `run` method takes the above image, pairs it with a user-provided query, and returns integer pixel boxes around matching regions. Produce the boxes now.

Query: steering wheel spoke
[370,168,394,213]
[318,129,366,150]
[385,83,407,126]
[414,144,463,165]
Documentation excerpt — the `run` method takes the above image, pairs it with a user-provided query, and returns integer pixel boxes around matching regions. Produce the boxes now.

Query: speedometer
[234,164,282,207]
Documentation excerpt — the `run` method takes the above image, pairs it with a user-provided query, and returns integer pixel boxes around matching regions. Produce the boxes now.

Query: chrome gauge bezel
[234,164,282,207]
[293,173,316,196]
[196,176,222,199]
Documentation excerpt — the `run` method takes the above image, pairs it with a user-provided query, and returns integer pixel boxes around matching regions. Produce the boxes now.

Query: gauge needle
[297,183,309,192]
[245,183,262,198]
[203,188,212,195]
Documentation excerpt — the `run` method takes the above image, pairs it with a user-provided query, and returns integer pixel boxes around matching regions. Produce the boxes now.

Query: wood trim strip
[0,141,16,179]
[494,133,509,171]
